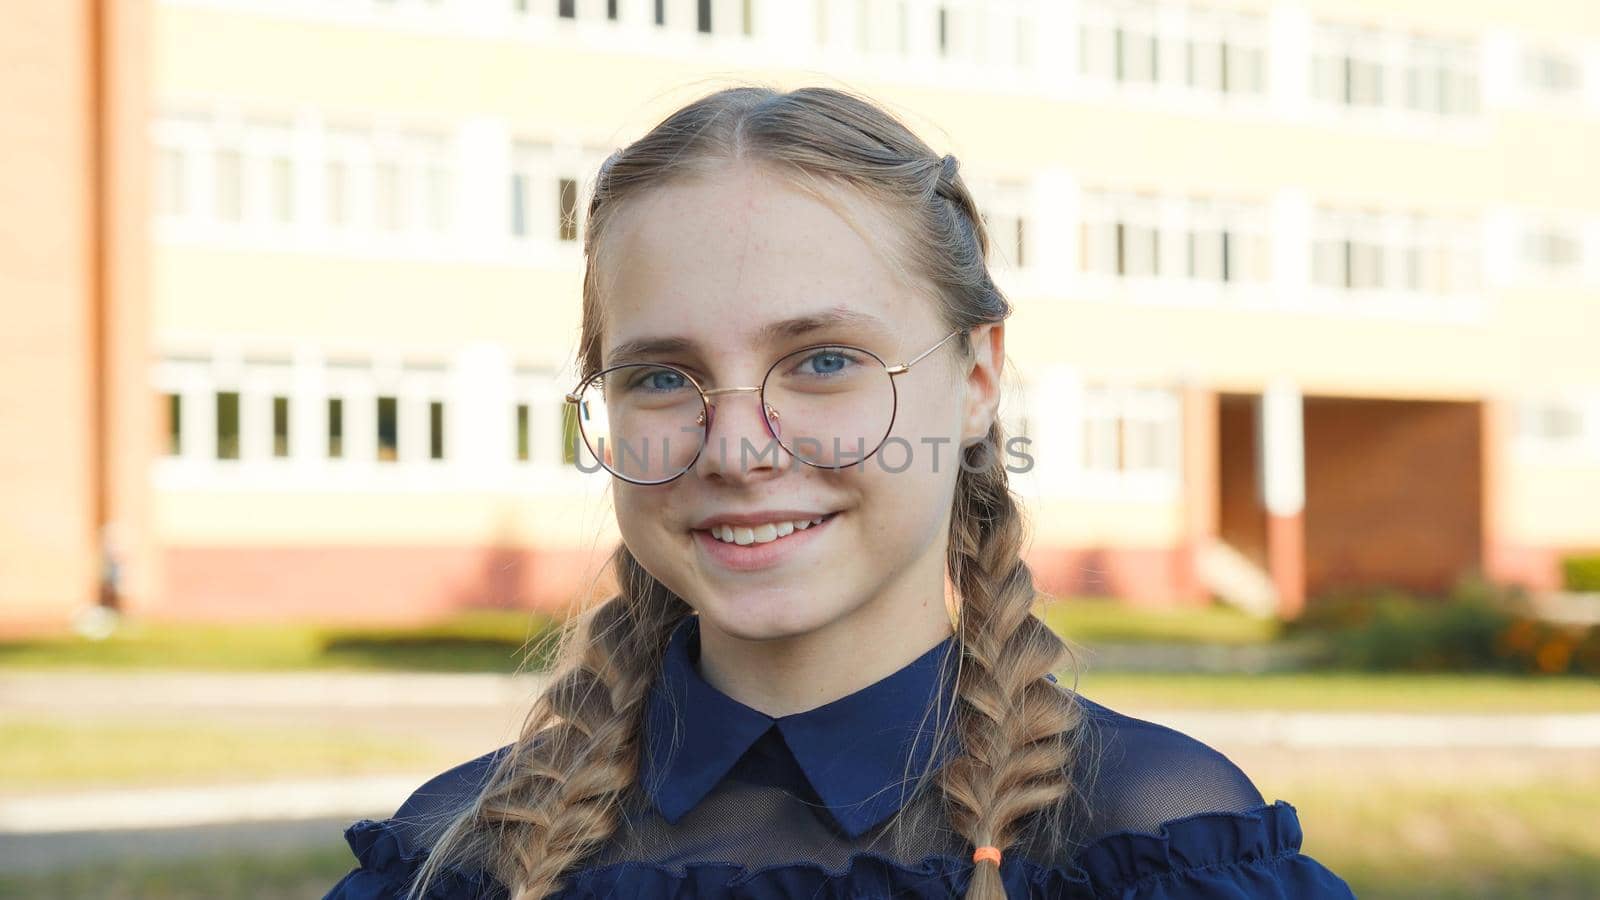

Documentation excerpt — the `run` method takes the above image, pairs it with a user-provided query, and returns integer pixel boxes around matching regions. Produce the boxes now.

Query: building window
[973,178,1030,270]
[425,164,452,233]
[216,392,241,460]
[1083,191,1269,287]
[164,393,182,456]
[215,149,244,223]
[160,114,486,240]
[269,157,294,224]
[559,0,575,19]
[1517,398,1590,451]
[516,403,531,461]
[377,396,399,462]
[1523,48,1584,99]
[510,172,528,238]
[150,117,456,240]
[1185,14,1267,96]
[1312,210,1478,295]
[1187,229,1225,281]
[1404,37,1479,116]
[1119,221,1159,277]
[655,0,665,26]
[323,126,451,238]
[429,400,446,460]
[1312,221,1386,290]
[558,178,579,242]
[1117,24,1158,82]
[1522,226,1583,277]
[561,403,581,466]
[510,142,598,246]
[375,161,403,232]
[272,396,291,458]
[697,0,712,33]
[1083,390,1121,473]
[326,161,350,228]
[1313,25,1479,116]
[157,148,188,219]
[1081,191,1161,278]
[328,398,345,458]
[1080,1,1160,85]
[1081,382,1181,478]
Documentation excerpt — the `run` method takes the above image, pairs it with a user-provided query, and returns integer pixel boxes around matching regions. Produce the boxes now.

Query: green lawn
[0,610,559,673]
[1,720,448,788]
[0,846,357,900]
[1040,596,1283,645]
[1266,772,1600,900]
[4,599,1274,673]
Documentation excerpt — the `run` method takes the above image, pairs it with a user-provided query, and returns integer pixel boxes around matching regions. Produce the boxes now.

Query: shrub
[1287,577,1600,675]
[1561,553,1600,592]
[318,610,564,672]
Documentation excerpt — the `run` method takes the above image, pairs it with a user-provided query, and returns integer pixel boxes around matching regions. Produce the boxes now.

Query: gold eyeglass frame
[563,328,965,485]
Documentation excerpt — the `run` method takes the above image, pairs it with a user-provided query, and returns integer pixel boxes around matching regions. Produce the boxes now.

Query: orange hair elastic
[972,846,1002,866]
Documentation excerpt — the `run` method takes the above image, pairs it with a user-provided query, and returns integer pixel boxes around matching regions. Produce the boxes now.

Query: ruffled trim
[559,848,1082,899]
[342,800,1305,899]
[1071,800,1305,895]
[558,801,1305,899]
[343,818,510,900]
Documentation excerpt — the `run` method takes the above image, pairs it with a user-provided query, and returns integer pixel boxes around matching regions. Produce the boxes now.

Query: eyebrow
[603,306,895,366]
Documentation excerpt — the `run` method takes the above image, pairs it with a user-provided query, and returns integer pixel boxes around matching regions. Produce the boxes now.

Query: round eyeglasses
[564,329,964,485]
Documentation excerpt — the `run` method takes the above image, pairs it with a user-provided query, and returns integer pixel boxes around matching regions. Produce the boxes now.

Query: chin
[696,590,846,643]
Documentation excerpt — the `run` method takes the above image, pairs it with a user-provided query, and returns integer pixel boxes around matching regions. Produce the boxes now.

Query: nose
[693,388,784,482]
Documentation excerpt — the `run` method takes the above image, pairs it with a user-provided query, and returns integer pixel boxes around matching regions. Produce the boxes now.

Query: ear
[960,322,1004,447]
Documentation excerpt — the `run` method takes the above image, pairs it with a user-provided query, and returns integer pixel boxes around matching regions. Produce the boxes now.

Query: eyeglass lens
[573,344,897,483]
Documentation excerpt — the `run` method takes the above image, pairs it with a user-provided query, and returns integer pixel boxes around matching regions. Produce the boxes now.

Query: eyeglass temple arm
[885,329,964,376]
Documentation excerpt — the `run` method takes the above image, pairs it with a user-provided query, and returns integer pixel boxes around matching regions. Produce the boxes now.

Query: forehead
[600,164,931,354]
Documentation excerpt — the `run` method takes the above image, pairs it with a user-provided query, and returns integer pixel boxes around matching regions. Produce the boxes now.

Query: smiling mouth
[696,512,840,547]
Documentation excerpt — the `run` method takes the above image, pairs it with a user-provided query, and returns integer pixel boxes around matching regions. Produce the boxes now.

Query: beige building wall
[5,0,1598,629]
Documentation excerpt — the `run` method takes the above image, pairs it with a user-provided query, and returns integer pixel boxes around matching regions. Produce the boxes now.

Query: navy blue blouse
[324,615,1356,898]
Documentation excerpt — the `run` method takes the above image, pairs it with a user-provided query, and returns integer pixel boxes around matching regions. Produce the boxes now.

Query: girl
[324,85,1356,900]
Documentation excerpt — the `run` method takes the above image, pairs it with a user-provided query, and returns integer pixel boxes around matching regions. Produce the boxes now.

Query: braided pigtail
[404,545,689,899]
[937,423,1088,900]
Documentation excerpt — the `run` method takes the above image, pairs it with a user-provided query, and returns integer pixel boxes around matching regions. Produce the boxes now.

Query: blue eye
[628,367,688,393]
[803,350,853,376]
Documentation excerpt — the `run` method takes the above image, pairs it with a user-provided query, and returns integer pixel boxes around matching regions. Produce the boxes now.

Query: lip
[692,512,839,572]
[691,509,836,530]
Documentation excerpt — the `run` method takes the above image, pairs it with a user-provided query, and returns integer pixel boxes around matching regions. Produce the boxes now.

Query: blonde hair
[406,84,1090,900]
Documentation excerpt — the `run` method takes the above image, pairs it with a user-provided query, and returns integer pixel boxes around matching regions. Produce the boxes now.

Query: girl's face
[599,162,1001,644]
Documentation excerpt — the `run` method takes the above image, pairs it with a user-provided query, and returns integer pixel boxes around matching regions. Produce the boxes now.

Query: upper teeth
[710,516,828,545]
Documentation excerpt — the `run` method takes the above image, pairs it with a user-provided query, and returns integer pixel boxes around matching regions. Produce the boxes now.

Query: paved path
[0,669,551,711]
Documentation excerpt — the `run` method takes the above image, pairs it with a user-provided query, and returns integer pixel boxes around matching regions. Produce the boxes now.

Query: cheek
[612,486,674,558]
[880,387,967,480]
[851,454,955,548]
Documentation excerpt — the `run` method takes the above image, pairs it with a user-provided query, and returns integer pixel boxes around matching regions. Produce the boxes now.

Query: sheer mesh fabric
[381,687,1268,881]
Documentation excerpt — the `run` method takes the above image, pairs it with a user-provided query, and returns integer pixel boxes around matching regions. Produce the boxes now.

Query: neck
[693,570,957,718]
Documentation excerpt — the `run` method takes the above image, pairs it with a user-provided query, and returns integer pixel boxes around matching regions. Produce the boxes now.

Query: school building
[5,0,1599,635]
